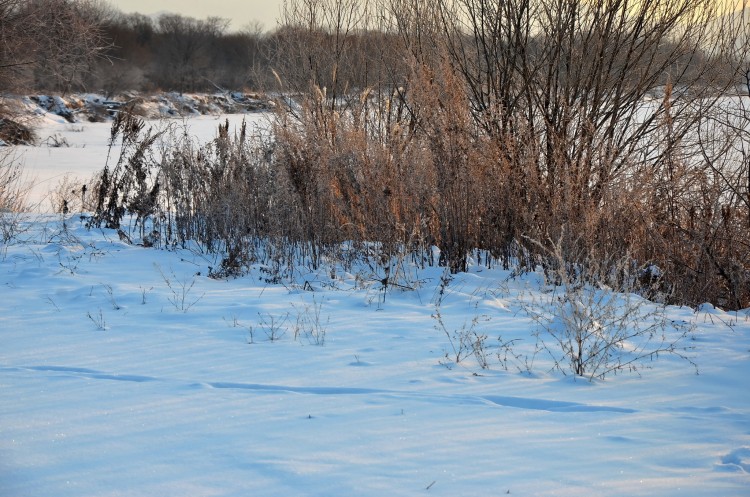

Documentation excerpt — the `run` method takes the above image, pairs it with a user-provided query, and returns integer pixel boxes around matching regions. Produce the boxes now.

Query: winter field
[2,111,750,496]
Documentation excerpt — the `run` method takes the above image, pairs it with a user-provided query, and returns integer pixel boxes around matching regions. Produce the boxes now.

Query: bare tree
[213,23,267,90]
[1,0,108,94]
[272,0,374,100]
[0,0,107,139]
[0,1,29,94]
[152,14,228,95]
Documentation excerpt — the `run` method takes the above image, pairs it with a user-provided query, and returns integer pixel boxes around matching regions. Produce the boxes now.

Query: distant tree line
[3,0,747,99]
[88,4,414,97]
[88,8,268,95]
[1,0,268,96]
[0,0,407,96]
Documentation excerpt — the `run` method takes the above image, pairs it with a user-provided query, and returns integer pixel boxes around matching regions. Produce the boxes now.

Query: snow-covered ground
[2,114,749,496]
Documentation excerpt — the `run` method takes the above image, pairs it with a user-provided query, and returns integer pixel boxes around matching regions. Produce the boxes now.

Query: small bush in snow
[434,306,492,370]
[156,264,204,313]
[0,151,31,246]
[521,235,697,380]
[293,298,329,346]
[87,308,106,331]
[257,312,289,342]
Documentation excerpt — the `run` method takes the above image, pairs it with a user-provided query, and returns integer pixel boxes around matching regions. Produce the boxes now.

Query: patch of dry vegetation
[88,0,750,310]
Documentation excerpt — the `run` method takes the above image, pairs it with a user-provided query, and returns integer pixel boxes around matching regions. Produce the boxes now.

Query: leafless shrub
[42,133,70,148]
[0,118,35,145]
[226,315,256,344]
[433,287,493,370]
[520,233,697,380]
[140,285,152,305]
[257,312,289,342]
[49,174,91,215]
[156,264,204,312]
[87,106,168,249]
[293,297,329,345]
[0,150,31,246]
[434,306,490,369]
[102,283,120,310]
[433,278,530,373]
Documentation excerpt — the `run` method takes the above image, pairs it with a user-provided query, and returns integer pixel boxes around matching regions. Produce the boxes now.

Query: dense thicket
[88,0,750,310]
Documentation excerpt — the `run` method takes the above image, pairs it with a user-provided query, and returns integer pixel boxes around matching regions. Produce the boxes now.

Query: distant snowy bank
[29,91,272,122]
[0,91,273,145]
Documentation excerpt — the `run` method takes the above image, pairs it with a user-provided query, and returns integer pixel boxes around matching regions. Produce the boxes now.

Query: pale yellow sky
[112,0,747,32]
[112,0,285,31]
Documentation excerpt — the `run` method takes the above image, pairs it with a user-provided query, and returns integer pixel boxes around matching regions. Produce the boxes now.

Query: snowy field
[2,114,749,496]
